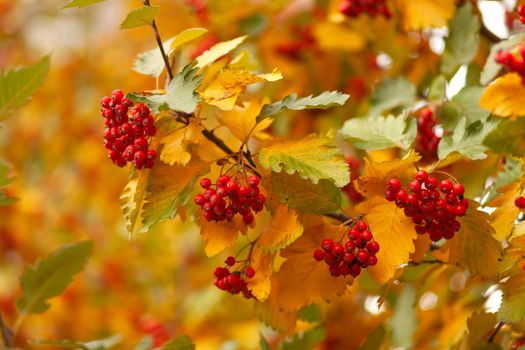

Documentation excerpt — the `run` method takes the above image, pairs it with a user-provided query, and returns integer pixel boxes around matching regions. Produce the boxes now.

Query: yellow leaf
[217,99,273,142]
[355,196,417,284]
[397,0,455,31]
[480,73,525,117]
[258,205,304,254]
[169,27,208,54]
[489,182,522,240]
[355,152,421,198]
[197,212,247,256]
[274,222,352,311]
[160,118,204,166]
[120,169,151,238]
[246,246,274,302]
[448,203,501,279]
[312,22,365,52]
[195,36,247,68]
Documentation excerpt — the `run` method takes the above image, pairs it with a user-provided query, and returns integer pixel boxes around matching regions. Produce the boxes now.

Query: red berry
[111,89,124,103]
[439,180,453,193]
[247,175,260,187]
[314,249,325,261]
[385,190,396,201]
[146,149,156,160]
[515,196,525,209]
[368,255,378,266]
[245,267,256,278]
[225,256,236,266]
[242,212,254,225]
[425,176,438,190]
[366,241,380,254]
[100,96,112,108]
[200,178,212,189]
[415,170,428,182]
[387,178,401,192]
[322,239,334,252]
[452,183,465,196]
[194,194,206,206]
[356,221,368,231]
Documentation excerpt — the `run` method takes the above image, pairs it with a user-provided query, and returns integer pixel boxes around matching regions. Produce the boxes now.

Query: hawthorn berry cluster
[495,47,525,85]
[385,170,468,242]
[313,220,380,278]
[213,256,255,299]
[415,108,441,162]
[101,90,157,169]
[339,0,391,18]
[515,196,525,209]
[194,174,265,224]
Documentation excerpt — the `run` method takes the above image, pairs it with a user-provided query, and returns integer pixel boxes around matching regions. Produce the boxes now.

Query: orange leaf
[480,73,525,117]
[258,205,304,254]
[197,213,247,256]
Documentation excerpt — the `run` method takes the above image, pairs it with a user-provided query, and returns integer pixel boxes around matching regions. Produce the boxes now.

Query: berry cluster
[385,170,468,242]
[415,108,441,162]
[313,220,380,278]
[518,5,525,24]
[515,196,525,209]
[101,90,157,169]
[339,0,391,18]
[495,46,525,85]
[194,174,265,224]
[213,256,255,299]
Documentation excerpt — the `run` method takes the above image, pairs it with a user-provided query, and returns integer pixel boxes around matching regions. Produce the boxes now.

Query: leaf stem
[143,0,174,80]
[0,313,13,348]
[488,321,504,343]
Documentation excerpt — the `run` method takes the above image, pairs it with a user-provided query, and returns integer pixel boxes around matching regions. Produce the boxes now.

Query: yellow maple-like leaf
[480,73,525,117]
[257,205,304,254]
[197,212,247,256]
[217,99,273,142]
[274,222,352,311]
[397,0,455,31]
[355,196,417,284]
[246,246,274,302]
[448,203,501,279]
[195,36,247,68]
[160,118,203,166]
[355,151,421,198]
[489,182,522,240]
[312,22,365,52]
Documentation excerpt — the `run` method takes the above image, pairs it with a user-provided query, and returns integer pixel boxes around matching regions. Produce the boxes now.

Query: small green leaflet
[0,56,49,121]
[339,114,416,151]
[120,6,160,30]
[16,241,93,314]
[440,2,480,76]
[160,335,195,350]
[30,334,123,350]
[61,0,106,9]
[484,118,525,158]
[389,286,417,349]
[368,77,416,116]
[279,326,325,350]
[438,117,500,160]
[480,32,525,85]
[481,157,522,206]
[270,173,342,214]
[132,64,202,114]
[256,91,349,123]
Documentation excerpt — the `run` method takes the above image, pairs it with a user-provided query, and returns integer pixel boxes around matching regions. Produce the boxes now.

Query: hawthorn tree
[4,0,525,349]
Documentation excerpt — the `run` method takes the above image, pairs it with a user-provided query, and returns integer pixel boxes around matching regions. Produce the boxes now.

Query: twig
[143,0,174,80]
[408,259,446,266]
[324,212,351,222]
[488,321,504,343]
[481,24,501,44]
[0,313,14,348]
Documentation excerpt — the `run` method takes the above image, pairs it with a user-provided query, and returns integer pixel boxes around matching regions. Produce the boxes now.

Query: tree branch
[488,321,504,343]
[0,313,13,349]
[481,24,501,44]
[143,0,174,80]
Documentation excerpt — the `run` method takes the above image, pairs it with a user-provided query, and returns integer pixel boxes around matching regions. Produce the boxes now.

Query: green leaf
[30,334,122,350]
[239,14,268,36]
[440,2,481,76]
[428,75,447,102]
[61,0,106,9]
[0,56,49,121]
[256,91,349,122]
[484,118,525,158]
[339,114,416,151]
[480,157,522,205]
[16,241,93,314]
[389,286,417,349]
[440,86,489,130]
[368,77,416,116]
[141,160,209,233]
[133,37,174,78]
[120,6,159,30]
[134,64,202,114]
[498,272,525,323]
[280,326,326,350]
[438,117,500,160]
[161,335,195,350]
[259,134,350,188]
[299,304,322,323]
[270,173,342,214]
[480,33,525,85]
[259,334,271,350]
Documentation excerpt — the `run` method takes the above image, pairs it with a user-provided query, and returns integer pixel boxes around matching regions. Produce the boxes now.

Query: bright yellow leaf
[355,196,417,284]
[197,212,247,256]
[218,99,273,142]
[274,222,352,311]
[168,27,208,54]
[397,0,455,31]
[312,22,365,52]
[120,168,151,238]
[195,36,247,68]
[480,73,525,117]
[160,118,203,166]
[257,205,304,254]
[246,246,274,302]
[489,182,522,240]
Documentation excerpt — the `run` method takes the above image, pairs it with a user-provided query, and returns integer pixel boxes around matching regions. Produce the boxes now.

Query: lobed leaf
[258,205,304,254]
[480,73,525,117]
[195,36,247,68]
[197,212,247,256]
[160,118,203,166]
[368,77,416,116]
[481,157,522,205]
[133,37,175,78]
[484,118,525,157]
[498,272,525,323]
[217,99,273,141]
[246,246,274,302]
[120,6,160,30]
[489,182,522,240]
[120,169,151,237]
[396,0,455,31]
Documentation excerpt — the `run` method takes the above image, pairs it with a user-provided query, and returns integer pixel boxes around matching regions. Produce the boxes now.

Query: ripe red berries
[339,0,391,18]
[515,196,525,209]
[101,90,157,169]
[495,46,525,85]
[415,108,441,162]
[385,170,468,242]
[314,220,379,278]
[213,257,255,299]
[518,5,525,24]
[194,174,265,224]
